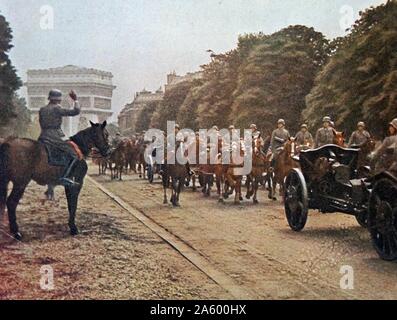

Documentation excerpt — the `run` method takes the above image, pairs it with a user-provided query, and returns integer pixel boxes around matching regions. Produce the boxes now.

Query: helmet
[249,124,257,130]
[357,121,365,128]
[229,125,235,130]
[48,89,62,101]
[322,116,331,123]
[301,124,308,129]
[277,119,285,126]
[389,118,397,130]
[175,124,180,129]
[212,125,219,131]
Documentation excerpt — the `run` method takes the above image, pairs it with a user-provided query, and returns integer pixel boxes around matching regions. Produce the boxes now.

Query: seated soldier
[369,119,397,173]
[38,89,81,186]
[295,124,314,150]
[315,116,334,148]
[348,122,371,147]
[268,119,290,166]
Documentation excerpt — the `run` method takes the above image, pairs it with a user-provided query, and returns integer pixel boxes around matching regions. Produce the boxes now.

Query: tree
[303,1,397,137]
[135,101,159,132]
[177,79,203,130]
[195,50,241,129]
[231,25,330,133]
[0,14,22,128]
[150,80,197,131]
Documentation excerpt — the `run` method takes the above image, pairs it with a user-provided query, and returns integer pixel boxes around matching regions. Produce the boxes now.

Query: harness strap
[67,141,84,161]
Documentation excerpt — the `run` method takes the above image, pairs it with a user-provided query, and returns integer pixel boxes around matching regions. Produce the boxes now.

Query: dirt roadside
[0,178,229,300]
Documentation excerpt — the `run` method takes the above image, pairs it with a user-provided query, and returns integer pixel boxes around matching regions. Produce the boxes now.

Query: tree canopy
[0,14,22,128]
[303,0,397,137]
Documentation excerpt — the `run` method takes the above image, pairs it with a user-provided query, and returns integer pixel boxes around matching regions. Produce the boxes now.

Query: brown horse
[124,138,138,174]
[222,139,247,205]
[136,140,147,179]
[271,138,300,201]
[162,141,189,207]
[92,148,108,175]
[333,129,346,147]
[109,140,128,180]
[0,121,110,240]
[246,137,272,204]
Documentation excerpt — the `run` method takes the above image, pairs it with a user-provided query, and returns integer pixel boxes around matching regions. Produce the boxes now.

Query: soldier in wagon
[369,118,397,173]
[348,121,371,148]
[38,89,81,186]
[269,119,290,155]
[315,116,334,148]
[295,124,314,151]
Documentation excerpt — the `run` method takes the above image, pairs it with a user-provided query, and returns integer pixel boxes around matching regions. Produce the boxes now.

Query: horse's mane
[70,127,93,156]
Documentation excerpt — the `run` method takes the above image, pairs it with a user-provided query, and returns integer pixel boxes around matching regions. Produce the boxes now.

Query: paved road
[90,167,397,300]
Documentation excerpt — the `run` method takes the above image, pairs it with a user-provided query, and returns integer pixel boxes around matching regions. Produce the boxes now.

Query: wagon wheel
[368,178,397,261]
[284,169,308,231]
[355,212,368,228]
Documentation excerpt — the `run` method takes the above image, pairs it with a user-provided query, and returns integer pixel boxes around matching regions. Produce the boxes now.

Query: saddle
[42,140,83,167]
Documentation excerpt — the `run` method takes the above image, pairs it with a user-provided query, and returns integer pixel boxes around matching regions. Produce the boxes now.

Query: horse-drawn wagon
[284,144,397,260]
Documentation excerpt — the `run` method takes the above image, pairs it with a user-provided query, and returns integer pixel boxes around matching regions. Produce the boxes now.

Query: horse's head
[88,121,111,157]
[333,130,346,147]
[284,137,298,157]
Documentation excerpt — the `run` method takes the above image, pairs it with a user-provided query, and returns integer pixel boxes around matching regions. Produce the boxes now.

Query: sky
[0,0,387,122]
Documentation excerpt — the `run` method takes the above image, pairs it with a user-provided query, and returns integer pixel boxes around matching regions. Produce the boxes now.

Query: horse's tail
[0,142,10,212]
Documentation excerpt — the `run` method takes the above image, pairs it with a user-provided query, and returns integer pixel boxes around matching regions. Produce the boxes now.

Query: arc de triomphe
[25,65,116,137]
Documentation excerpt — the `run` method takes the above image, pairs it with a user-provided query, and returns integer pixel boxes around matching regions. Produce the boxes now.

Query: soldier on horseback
[38,89,81,186]
[348,122,371,147]
[315,116,334,148]
[369,118,397,173]
[269,119,290,155]
[295,124,314,150]
[111,132,123,149]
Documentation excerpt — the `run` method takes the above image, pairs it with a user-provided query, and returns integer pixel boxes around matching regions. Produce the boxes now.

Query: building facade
[25,65,116,137]
[118,71,202,134]
[118,88,164,134]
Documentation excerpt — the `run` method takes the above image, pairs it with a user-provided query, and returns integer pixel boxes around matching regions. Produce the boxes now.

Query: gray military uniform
[39,102,81,156]
[315,127,334,148]
[270,128,290,153]
[295,131,314,148]
[372,135,397,172]
[111,136,122,148]
[348,130,370,147]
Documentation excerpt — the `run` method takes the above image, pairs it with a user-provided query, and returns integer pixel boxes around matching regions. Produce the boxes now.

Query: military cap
[322,116,331,123]
[48,89,62,101]
[277,119,285,125]
[389,118,397,130]
[357,121,365,128]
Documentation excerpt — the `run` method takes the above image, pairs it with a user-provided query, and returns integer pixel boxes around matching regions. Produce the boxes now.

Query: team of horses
[94,129,375,209]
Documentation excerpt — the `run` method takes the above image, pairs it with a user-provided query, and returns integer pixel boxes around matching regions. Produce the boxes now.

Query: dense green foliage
[304,0,397,137]
[0,14,31,137]
[146,1,395,138]
[0,14,22,128]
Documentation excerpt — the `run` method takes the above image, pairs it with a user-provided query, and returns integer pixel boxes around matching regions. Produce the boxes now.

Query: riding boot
[60,158,80,187]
